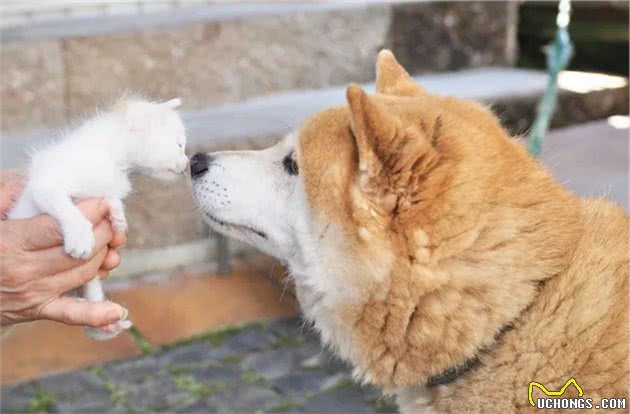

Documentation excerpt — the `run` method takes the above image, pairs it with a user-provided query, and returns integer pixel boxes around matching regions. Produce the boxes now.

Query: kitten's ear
[163,98,182,109]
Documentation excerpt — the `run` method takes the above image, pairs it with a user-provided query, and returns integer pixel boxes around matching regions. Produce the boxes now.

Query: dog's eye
[282,152,299,176]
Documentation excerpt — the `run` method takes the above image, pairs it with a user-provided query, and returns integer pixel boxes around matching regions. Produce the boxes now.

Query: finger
[0,170,25,219]
[109,231,126,249]
[39,296,127,327]
[25,220,114,276]
[16,198,109,251]
[100,249,120,272]
[45,248,107,294]
[97,319,132,333]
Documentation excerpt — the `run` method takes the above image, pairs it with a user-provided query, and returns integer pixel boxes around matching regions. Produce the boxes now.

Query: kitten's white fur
[9,97,188,340]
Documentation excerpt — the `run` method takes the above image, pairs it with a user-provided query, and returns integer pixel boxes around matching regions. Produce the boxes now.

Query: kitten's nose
[190,152,212,178]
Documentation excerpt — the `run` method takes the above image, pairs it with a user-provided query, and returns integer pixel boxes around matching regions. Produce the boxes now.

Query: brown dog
[191,50,628,413]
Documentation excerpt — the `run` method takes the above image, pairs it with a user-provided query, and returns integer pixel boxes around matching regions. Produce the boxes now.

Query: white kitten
[9,96,188,340]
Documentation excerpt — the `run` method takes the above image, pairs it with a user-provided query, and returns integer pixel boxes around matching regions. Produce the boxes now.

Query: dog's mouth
[203,212,268,239]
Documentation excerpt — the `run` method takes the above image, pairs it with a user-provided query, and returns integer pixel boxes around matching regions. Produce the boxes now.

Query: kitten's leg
[83,277,132,340]
[84,197,131,341]
[106,197,127,233]
[31,189,95,259]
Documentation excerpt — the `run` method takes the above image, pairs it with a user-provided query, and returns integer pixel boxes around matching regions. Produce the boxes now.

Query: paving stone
[102,357,160,385]
[268,317,307,338]
[242,349,301,381]
[158,342,230,366]
[319,353,353,375]
[174,397,213,414]
[0,374,110,414]
[271,370,332,398]
[37,370,108,400]
[0,382,39,413]
[125,372,190,412]
[303,387,377,413]
[189,364,242,386]
[206,383,281,413]
[222,325,278,353]
[291,339,322,362]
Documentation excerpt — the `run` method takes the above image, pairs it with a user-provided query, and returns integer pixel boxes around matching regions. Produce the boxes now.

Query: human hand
[0,198,128,327]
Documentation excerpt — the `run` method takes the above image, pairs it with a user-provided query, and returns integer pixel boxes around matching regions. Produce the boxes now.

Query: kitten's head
[119,97,188,181]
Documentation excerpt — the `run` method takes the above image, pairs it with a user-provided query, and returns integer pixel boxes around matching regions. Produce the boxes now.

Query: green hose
[527,0,574,156]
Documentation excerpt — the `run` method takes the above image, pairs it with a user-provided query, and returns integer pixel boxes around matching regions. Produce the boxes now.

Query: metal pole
[216,233,231,275]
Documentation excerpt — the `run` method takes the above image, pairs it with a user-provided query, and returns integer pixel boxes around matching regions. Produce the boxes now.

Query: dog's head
[191,51,578,387]
[191,50,511,282]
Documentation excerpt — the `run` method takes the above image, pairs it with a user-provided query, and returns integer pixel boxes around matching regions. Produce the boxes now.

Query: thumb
[39,297,128,328]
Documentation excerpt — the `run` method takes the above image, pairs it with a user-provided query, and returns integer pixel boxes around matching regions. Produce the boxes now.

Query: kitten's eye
[282,151,298,176]
[178,143,183,149]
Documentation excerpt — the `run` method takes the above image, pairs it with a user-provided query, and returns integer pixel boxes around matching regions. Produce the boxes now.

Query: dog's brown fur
[296,50,628,413]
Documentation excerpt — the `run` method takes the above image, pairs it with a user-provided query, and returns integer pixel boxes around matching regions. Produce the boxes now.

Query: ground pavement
[1,317,398,413]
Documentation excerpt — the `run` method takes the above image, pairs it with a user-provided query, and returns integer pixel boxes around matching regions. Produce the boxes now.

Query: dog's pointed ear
[347,84,398,178]
[347,84,439,214]
[375,50,424,97]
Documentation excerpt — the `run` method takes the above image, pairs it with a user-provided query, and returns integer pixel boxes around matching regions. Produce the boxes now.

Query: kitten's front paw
[63,219,95,259]
[85,320,132,341]
[106,198,127,233]
[110,212,127,233]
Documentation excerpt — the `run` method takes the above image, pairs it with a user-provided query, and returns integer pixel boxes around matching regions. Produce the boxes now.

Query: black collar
[426,355,481,387]
[426,323,513,387]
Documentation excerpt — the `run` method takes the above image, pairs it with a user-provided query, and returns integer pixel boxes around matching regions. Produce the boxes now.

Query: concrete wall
[0,2,518,133]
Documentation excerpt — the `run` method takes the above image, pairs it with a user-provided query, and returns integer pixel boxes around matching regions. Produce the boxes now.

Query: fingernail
[106,308,120,322]
[106,306,127,322]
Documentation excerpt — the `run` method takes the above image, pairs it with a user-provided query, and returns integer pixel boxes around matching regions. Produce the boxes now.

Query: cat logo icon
[528,378,583,407]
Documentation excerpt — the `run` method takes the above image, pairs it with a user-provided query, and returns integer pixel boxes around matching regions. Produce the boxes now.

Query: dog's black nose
[190,153,212,178]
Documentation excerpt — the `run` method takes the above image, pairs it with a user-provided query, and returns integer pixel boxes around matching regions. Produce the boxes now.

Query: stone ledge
[4,69,626,166]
